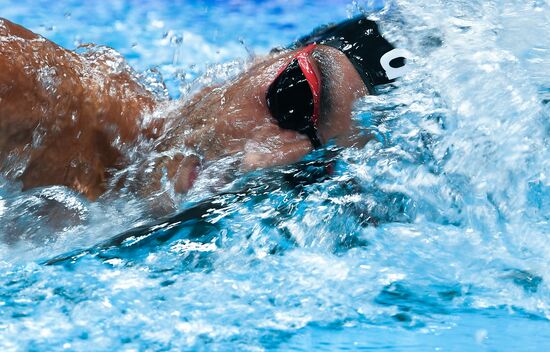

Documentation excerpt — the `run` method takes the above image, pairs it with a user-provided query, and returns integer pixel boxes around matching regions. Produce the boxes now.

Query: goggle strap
[306,127,322,149]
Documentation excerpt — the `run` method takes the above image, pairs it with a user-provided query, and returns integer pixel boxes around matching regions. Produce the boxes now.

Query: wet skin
[0,18,368,203]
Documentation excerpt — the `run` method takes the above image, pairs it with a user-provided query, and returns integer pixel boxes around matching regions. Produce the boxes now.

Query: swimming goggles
[266,43,322,149]
[266,17,409,149]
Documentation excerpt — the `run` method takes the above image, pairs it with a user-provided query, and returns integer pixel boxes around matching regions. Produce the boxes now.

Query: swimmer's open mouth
[171,157,202,194]
[188,163,200,189]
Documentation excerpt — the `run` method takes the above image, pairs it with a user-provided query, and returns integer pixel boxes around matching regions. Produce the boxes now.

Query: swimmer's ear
[241,130,312,171]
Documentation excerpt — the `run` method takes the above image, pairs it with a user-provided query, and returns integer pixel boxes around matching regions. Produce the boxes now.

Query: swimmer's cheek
[241,136,312,171]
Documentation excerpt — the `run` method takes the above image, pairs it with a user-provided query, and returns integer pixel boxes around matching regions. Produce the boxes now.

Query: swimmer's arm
[0,18,156,142]
[0,18,157,198]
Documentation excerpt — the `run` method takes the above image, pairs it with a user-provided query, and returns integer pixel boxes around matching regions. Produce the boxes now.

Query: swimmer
[0,17,407,206]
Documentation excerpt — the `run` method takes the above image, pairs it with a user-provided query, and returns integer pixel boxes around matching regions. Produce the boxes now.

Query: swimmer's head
[266,16,409,148]
[177,16,409,174]
[292,16,406,93]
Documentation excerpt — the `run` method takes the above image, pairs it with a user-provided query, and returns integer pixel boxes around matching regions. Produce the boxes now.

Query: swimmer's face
[181,44,368,172]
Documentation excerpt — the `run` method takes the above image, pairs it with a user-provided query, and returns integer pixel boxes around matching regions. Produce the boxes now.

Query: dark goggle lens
[266,59,317,138]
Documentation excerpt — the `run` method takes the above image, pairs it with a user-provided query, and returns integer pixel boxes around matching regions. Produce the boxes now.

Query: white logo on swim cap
[380,48,411,80]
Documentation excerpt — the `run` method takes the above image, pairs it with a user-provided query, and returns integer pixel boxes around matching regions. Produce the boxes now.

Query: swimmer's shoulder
[0,18,40,40]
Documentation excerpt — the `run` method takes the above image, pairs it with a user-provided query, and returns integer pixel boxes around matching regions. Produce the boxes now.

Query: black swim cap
[292,16,406,93]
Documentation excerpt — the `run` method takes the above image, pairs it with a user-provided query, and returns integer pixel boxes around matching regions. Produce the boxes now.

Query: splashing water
[1,0,550,350]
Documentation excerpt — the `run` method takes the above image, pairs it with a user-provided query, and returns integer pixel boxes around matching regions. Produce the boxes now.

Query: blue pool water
[1,0,550,350]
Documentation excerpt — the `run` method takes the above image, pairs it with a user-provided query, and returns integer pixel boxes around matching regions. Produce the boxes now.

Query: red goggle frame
[266,44,322,148]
